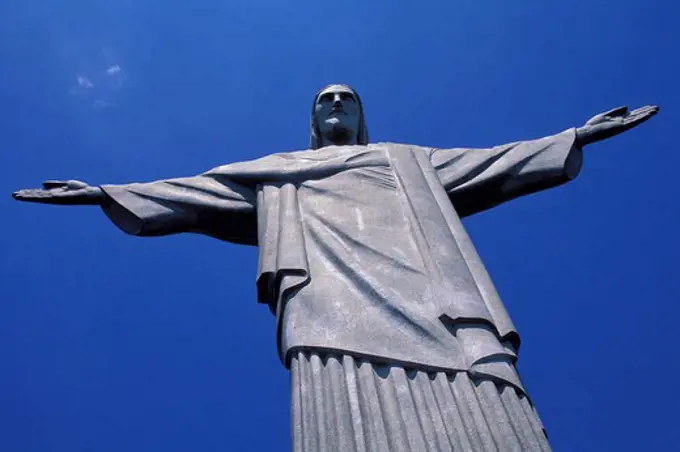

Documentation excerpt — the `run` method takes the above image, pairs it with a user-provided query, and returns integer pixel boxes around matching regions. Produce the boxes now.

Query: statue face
[314,85,361,146]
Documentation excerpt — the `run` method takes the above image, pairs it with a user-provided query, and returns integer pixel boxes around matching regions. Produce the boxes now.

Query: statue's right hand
[12,180,105,205]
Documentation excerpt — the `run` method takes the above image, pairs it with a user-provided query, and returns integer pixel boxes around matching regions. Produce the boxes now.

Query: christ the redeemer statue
[14,85,657,451]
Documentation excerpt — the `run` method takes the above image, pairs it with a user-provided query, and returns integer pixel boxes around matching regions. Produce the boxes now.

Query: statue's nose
[333,94,343,107]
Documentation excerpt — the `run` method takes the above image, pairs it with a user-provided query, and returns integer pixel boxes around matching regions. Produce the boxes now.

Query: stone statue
[13,85,658,451]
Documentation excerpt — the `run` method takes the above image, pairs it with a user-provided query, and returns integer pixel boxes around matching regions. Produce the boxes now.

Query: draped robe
[101,129,581,398]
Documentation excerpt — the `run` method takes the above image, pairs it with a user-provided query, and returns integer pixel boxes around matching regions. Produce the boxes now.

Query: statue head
[310,84,369,149]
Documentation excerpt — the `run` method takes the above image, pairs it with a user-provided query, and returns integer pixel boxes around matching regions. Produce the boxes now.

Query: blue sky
[1,1,677,450]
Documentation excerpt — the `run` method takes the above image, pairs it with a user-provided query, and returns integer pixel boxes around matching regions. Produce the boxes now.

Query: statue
[13,85,658,451]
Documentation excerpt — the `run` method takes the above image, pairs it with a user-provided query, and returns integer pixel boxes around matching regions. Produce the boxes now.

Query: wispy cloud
[104,64,126,90]
[77,75,93,88]
[105,65,122,75]
[71,62,126,109]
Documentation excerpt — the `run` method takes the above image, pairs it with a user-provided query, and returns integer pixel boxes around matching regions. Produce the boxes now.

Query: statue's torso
[267,144,521,389]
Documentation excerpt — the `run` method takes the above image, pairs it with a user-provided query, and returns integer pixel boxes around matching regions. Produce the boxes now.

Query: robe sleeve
[100,173,258,245]
[430,128,582,217]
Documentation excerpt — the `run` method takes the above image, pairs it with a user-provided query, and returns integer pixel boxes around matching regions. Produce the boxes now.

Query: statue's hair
[309,84,369,150]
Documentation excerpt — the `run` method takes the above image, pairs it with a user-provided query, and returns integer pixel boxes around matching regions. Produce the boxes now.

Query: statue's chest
[299,146,402,200]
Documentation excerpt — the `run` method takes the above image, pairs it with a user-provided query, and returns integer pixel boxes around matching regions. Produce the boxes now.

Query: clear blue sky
[1,1,677,450]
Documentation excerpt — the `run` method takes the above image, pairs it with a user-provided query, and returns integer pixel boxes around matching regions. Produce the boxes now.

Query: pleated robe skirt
[290,351,550,452]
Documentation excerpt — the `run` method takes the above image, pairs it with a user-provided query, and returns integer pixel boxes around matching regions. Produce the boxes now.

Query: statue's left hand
[576,105,659,147]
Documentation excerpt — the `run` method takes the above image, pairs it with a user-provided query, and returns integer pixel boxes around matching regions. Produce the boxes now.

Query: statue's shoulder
[271,145,377,160]
[371,142,434,154]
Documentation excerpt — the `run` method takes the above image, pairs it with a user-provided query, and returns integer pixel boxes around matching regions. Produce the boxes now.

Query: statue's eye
[320,94,334,103]
[341,93,355,102]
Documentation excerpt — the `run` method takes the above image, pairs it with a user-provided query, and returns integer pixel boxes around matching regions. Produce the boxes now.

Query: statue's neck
[321,135,358,147]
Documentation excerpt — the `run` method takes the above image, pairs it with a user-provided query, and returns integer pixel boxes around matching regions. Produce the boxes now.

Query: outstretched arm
[13,174,258,245]
[431,105,658,217]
